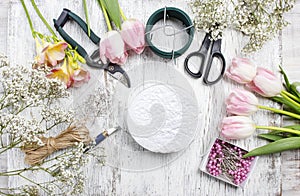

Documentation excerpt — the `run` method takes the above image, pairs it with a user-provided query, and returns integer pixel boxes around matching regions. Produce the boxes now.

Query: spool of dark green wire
[145,7,195,59]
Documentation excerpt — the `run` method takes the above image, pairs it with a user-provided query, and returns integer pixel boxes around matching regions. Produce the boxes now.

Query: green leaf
[272,96,300,114]
[101,0,121,29]
[279,65,291,91]
[284,125,300,131]
[243,137,300,158]
[258,133,285,141]
[291,82,300,99]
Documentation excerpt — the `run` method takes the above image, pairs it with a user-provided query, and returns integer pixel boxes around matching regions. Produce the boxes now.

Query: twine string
[22,124,92,166]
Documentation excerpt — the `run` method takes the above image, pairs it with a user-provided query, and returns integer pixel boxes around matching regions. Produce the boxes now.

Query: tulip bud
[226,57,257,84]
[226,89,259,116]
[246,67,283,97]
[221,116,256,139]
[99,30,128,65]
[121,19,145,54]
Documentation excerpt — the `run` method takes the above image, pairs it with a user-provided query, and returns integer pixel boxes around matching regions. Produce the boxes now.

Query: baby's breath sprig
[0,54,98,195]
[191,0,231,40]
[233,0,295,53]
[191,0,295,53]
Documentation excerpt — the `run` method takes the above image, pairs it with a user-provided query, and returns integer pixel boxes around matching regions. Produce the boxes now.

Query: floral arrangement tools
[145,7,195,59]
[54,8,131,88]
[184,33,226,85]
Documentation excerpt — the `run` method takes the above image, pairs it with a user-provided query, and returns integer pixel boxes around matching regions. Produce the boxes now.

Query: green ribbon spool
[145,7,195,59]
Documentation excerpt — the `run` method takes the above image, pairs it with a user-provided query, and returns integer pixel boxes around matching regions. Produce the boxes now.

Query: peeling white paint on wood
[0,0,300,195]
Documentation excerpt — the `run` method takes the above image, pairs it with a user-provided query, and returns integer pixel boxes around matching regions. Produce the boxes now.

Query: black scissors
[184,33,226,85]
[54,9,131,88]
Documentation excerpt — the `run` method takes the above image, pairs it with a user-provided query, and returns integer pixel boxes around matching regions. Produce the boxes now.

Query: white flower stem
[258,105,300,120]
[256,125,300,135]
[0,140,21,154]
[19,174,51,194]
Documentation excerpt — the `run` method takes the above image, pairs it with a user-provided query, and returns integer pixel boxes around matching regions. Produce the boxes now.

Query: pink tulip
[246,67,283,97]
[71,68,90,88]
[221,116,256,139]
[226,89,259,116]
[226,57,257,84]
[99,30,128,65]
[120,19,145,54]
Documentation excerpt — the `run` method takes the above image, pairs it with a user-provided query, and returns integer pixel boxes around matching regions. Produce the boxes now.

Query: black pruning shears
[54,9,131,88]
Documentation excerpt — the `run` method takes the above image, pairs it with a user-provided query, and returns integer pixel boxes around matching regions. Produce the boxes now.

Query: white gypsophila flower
[41,106,75,124]
[233,0,295,53]
[21,185,39,196]
[0,54,9,68]
[191,0,231,40]
[190,0,295,53]
[79,85,113,119]
[0,65,69,110]
[55,142,87,195]
[1,114,44,146]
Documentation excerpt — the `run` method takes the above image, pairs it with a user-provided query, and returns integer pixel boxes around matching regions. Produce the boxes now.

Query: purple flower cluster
[206,139,255,185]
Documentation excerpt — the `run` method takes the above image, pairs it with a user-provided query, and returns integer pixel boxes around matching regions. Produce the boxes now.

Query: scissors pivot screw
[108,65,115,71]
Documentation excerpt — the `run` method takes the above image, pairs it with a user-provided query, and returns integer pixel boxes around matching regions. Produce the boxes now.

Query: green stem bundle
[258,105,300,120]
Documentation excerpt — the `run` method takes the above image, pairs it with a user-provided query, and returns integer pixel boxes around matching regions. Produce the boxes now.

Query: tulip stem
[258,105,300,120]
[256,125,300,135]
[282,90,300,103]
[83,0,91,37]
[20,0,36,37]
[99,0,113,31]
[280,91,300,108]
[30,0,56,37]
[119,6,127,21]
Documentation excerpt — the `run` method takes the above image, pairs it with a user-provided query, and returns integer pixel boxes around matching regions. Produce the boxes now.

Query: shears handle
[184,52,206,78]
[203,46,226,85]
[53,8,100,58]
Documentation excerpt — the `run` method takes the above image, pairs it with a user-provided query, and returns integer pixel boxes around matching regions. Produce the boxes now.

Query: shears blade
[107,69,131,88]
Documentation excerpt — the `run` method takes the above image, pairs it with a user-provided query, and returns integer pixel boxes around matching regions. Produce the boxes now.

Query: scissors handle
[184,52,206,78]
[203,40,226,85]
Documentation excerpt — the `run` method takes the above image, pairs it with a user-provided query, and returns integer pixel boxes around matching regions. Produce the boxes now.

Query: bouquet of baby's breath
[191,0,295,53]
[0,54,100,195]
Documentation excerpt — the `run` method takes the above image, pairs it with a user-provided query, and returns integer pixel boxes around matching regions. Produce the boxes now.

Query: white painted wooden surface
[1,0,300,195]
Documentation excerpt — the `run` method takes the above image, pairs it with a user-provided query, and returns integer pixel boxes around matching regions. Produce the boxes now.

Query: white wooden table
[1,0,300,195]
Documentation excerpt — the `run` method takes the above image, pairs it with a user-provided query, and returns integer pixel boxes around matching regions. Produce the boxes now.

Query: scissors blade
[105,64,131,88]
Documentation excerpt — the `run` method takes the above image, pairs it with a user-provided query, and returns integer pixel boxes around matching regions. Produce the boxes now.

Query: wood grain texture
[0,0,299,195]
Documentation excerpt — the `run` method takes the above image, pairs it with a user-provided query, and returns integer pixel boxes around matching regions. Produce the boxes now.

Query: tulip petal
[100,31,128,65]
[121,19,145,54]
[226,57,257,84]
[221,116,256,139]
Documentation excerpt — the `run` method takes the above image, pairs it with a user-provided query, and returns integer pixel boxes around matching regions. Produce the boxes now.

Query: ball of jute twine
[22,124,92,166]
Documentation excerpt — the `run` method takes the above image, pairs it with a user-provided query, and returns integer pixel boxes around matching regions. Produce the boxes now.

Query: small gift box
[199,138,258,188]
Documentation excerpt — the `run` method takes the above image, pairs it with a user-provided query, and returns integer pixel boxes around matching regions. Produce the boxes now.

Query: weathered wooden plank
[0,0,299,195]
